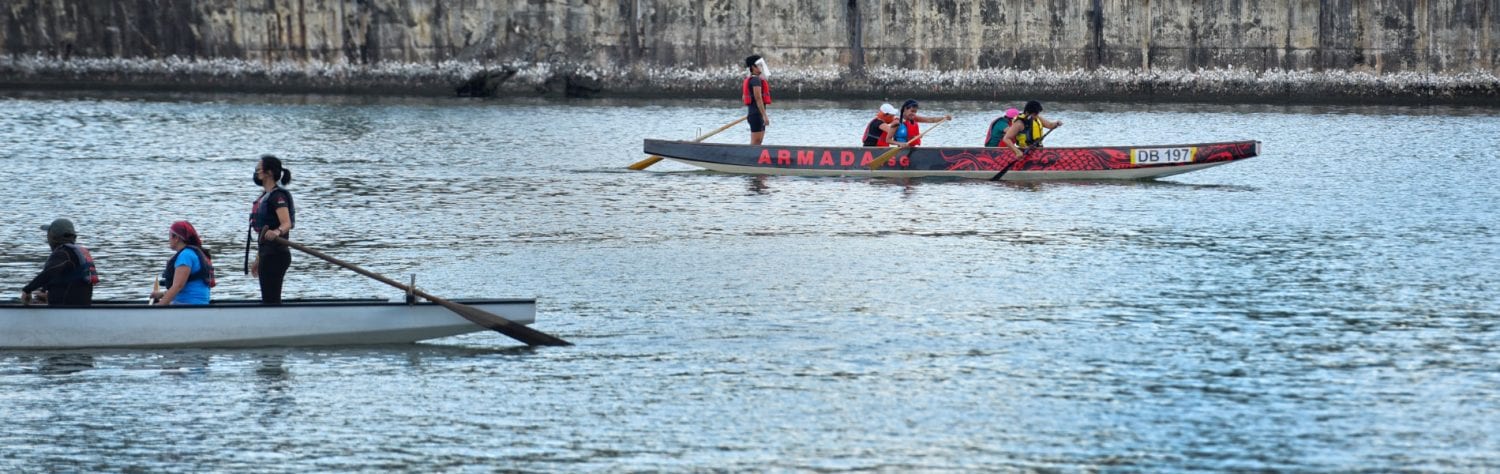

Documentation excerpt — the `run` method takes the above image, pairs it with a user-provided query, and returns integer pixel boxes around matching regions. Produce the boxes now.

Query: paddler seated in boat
[20,218,98,306]
[889,99,952,147]
[862,103,900,147]
[984,107,1021,147]
[1003,100,1063,157]
[151,221,215,306]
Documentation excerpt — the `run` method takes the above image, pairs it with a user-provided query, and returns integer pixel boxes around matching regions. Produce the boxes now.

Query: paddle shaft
[991,127,1057,181]
[273,238,571,346]
[628,116,748,170]
[867,118,951,170]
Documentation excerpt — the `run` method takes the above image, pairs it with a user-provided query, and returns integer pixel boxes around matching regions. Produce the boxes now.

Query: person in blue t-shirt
[151,221,215,305]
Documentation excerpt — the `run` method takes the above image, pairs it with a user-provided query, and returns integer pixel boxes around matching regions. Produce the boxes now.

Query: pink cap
[1005,108,1020,119]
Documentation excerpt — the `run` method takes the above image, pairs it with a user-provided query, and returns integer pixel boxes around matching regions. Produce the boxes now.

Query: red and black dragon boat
[641,139,1261,180]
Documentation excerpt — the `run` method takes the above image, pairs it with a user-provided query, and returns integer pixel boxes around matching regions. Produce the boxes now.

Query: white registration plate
[1130,147,1196,165]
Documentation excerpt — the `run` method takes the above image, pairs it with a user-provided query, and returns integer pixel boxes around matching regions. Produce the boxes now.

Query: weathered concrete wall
[1,0,1497,102]
[4,0,1495,73]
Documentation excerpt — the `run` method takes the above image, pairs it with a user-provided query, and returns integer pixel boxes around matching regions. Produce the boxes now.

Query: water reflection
[252,352,296,424]
[38,353,95,376]
[746,175,768,195]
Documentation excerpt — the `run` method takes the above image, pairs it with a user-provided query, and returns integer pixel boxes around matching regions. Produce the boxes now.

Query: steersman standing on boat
[249,154,295,305]
[744,55,771,145]
[21,218,98,306]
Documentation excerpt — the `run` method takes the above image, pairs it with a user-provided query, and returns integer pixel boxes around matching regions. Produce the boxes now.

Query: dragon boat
[642,139,1261,180]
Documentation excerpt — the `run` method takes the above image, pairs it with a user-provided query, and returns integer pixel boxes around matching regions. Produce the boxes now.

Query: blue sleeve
[174,249,201,273]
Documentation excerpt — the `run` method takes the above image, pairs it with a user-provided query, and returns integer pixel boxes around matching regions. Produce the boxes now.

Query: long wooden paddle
[867,118,951,170]
[991,127,1057,181]
[273,238,571,346]
[627,116,748,170]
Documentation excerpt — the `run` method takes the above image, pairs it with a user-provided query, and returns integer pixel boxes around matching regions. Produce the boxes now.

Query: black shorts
[747,107,765,132]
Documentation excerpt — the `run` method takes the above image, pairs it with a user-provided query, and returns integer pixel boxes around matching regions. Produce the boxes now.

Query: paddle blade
[627,156,666,171]
[632,116,747,170]
[445,301,572,346]
[866,146,905,170]
[275,238,572,347]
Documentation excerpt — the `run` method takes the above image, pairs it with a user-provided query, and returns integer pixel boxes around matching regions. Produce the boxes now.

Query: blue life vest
[161,246,216,288]
[893,122,910,143]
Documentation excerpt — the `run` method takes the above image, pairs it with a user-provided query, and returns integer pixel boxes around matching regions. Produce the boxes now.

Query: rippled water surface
[2,92,1498,471]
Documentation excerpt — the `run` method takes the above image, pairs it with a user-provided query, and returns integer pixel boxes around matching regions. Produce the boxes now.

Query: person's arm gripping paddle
[867,118,951,170]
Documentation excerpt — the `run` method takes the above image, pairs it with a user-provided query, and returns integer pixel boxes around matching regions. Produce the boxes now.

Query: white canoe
[0,298,535,349]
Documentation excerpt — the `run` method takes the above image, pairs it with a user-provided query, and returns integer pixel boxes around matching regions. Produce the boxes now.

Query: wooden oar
[148,280,159,305]
[273,238,572,346]
[627,116,747,170]
[991,127,1057,181]
[867,118,951,170]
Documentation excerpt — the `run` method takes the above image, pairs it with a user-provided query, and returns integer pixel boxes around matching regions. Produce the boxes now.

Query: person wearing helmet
[21,218,98,306]
[862,103,901,146]
[743,55,771,144]
[984,107,1021,147]
[1003,100,1063,157]
[889,99,952,147]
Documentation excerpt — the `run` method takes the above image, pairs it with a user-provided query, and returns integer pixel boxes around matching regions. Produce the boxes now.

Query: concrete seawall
[3,0,1497,103]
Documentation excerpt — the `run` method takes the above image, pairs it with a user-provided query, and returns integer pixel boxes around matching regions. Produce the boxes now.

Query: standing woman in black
[248,154,295,304]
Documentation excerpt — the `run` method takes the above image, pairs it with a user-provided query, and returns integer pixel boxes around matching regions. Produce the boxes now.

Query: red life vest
[742,76,771,106]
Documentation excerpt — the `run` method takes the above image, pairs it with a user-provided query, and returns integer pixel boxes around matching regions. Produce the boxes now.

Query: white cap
[879,103,899,115]
[755,58,770,79]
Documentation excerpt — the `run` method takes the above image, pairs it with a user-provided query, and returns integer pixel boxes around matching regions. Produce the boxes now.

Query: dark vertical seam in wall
[1089,0,1103,69]
[625,0,639,63]
[1485,0,1493,70]
[1417,0,1429,71]
[695,2,704,66]
[846,0,864,75]
[1284,0,1293,70]
[1144,0,1153,70]
[747,0,754,54]
[1316,0,1326,71]
[1188,0,1199,69]
[298,0,307,60]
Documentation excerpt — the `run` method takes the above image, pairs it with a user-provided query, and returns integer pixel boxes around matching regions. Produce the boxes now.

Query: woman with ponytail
[248,154,295,304]
[151,221,214,305]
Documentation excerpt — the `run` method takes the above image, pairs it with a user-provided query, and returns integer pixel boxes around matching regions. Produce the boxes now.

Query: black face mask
[254,172,264,186]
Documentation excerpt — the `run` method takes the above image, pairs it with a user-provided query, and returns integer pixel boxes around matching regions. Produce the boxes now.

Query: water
[2,92,1498,471]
